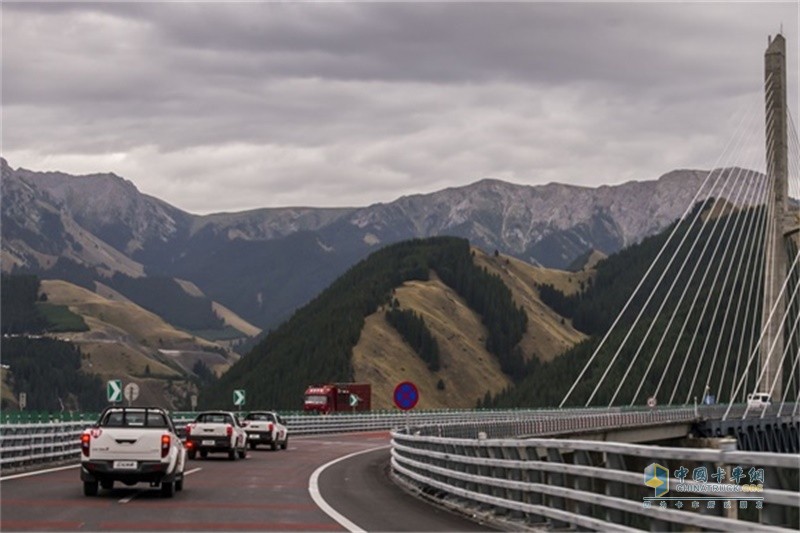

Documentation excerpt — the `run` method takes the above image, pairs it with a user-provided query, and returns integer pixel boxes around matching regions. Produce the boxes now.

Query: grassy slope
[353,247,590,409]
[39,280,236,408]
[474,248,588,362]
[175,278,262,337]
[353,273,511,409]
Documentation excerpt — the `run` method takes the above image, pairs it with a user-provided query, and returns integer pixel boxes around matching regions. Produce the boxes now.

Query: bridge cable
[711,119,776,404]
[560,93,760,406]
[782,108,800,410]
[736,92,781,399]
[714,169,772,402]
[764,289,800,418]
[671,157,766,404]
[749,258,800,418]
[723,244,800,420]
[630,104,766,404]
[685,154,774,404]
[648,93,771,406]
[732,75,775,401]
[625,157,765,406]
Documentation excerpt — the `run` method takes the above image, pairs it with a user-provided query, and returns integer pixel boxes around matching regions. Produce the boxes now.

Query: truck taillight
[81,433,91,457]
[185,424,192,436]
[268,423,274,432]
[226,424,233,437]
[161,434,171,458]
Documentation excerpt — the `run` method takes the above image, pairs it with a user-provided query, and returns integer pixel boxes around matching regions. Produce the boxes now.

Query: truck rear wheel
[270,441,277,451]
[281,437,288,450]
[188,449,197,460]
[161,481,175,498]
[83,481,98,497]
[228,449,236,461]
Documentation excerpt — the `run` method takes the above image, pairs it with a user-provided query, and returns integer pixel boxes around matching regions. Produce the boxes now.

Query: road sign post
[18,392,26,411]
[393,381,419,411]
[124,382,140,406]
[393,381,419,430]
[233,389,246,411]
[107,380,122,403]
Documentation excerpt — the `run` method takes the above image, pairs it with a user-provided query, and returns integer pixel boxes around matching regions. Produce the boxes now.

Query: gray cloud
[3,2,798,214]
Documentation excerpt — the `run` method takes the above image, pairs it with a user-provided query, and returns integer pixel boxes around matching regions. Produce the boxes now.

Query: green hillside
[489,201,798,408]
[200,237,527,410]
[0,274,102,411]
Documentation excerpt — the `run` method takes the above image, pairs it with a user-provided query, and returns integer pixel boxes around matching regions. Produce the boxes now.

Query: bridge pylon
[760,33,791,400]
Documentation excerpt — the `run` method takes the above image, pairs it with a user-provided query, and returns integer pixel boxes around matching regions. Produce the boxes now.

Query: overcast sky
[3,2,798,214]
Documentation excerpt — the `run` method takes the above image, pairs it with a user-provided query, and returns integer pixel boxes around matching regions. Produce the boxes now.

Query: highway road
[0,431,494,532]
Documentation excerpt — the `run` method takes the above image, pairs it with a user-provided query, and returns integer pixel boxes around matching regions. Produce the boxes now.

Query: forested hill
[199,237,528,410]
[1,275,104,411]
[488,201,779,409]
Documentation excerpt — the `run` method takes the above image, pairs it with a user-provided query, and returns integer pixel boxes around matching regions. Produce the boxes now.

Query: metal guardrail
[1,405,792,474]
[0,408,610,471]
[391,410,800,532]
[0,421,86,470]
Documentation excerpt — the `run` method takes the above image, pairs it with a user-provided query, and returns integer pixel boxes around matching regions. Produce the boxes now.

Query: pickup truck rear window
[195,413,234,424]
[102,411,169,428]
[245,413,275,422]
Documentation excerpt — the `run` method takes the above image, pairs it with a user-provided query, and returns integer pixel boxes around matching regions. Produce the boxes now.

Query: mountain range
[1,158,753,332]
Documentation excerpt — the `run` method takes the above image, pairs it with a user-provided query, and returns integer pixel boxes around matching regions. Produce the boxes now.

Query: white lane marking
[308,445,390,533]
[0,464,79,481]
[118,491,141,504]
[184,467,202,476]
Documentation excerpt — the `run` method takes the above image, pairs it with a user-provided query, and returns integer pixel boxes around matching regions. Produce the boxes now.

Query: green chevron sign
[233,389,246,407]
[107,380,122,403]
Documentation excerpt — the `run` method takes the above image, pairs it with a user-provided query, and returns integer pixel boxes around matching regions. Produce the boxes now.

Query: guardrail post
[520,445,547,526]
[605,451,627,526]
[546,447,568,528]
[501,445,524,521]
[573,448,594,520]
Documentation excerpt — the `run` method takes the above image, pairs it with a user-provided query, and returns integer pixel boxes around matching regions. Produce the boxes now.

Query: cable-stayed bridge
[557,33,799,422]
[390,33,800,532]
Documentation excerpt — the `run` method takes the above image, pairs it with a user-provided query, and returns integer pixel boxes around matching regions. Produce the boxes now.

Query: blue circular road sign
[393,381,419,411]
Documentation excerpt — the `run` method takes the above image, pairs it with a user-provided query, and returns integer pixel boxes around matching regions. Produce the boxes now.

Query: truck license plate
[202,440,215,446]
[248,434,257,439]
[113,460,137,469]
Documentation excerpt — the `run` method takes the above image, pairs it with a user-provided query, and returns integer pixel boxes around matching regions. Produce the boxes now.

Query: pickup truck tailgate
[244,421,272,431]
[89,428,165,461]
[192,424,229,437]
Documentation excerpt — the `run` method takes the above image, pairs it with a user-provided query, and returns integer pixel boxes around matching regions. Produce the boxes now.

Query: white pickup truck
[185,411,247,460]
[242,411,289,451]
[80,406,186,498]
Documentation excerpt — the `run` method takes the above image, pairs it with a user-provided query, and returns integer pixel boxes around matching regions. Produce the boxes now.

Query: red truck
[303,383,371,414]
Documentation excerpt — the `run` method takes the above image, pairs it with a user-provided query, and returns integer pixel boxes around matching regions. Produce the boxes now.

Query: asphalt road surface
[1,431,495,532]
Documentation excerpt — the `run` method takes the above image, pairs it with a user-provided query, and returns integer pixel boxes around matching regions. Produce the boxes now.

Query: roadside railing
[391,413,800,532]
[0,408,583,471]
[0,421,86,470]
[1,405,790,474]
[0,406,673,471]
